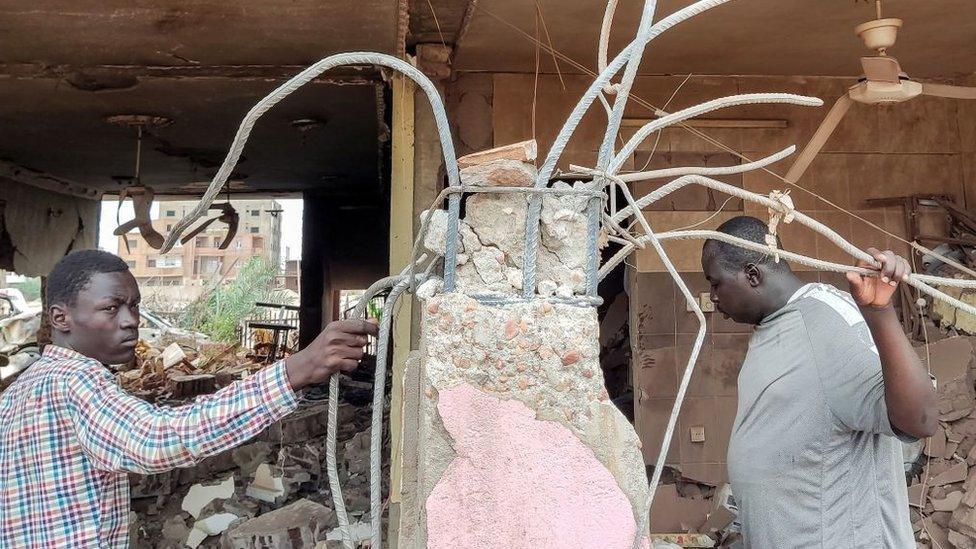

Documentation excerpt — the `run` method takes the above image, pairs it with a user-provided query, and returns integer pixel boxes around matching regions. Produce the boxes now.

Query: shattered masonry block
[465,193,527,264]
[279,443,322,483]
[161,342,187,369]
[232,442,273,478]
[420,209,481,257]
[245,463,287,504]
[344,430,370,475]
[457,140,537,169]
[129,471,175,498]
[261,401,351,444]
[175,449,237,487]
[187,513,239,549]
[460,159,537,187]
[169,374,216,399]
[458,180,590,297]
[182,475,235,519]
[221,498,335,549]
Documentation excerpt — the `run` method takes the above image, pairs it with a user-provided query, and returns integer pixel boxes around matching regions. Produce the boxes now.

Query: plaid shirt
[0,345,298,548]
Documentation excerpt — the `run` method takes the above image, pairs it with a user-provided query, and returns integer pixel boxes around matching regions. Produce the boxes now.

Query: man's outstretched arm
[847,248,937,439]
[65,319,378,474]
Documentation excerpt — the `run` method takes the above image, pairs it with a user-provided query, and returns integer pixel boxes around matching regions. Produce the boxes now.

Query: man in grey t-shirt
[700,216,937,548]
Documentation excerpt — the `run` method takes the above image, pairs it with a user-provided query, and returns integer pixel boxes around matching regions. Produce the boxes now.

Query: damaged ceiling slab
[0,0,398,197]
[448,0,976,77]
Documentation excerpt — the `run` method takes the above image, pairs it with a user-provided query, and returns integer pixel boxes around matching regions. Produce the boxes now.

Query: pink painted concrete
[426,383,648,549]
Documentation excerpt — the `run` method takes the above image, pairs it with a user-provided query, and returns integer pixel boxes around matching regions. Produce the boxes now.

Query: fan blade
[114,219,140,236]
[861,56,902,83]
[921,83,976,100]
[139,224,165,250]
[217,214,239,250]
[180,217,219,244]
[785,93,855,183]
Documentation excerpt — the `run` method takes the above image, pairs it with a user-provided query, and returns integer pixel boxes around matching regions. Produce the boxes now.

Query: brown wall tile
[678,396,738,465]
[633,334,679,399]
[635,397,682,465]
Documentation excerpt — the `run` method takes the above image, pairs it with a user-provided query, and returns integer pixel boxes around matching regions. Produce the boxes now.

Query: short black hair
[704,216,788,272]
[47,250,130,307]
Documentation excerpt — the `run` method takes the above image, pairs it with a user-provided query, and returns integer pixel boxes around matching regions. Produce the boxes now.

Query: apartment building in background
[116,200,283,311]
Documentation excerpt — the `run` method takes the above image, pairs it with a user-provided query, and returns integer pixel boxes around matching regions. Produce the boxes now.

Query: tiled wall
[627,269,846,484]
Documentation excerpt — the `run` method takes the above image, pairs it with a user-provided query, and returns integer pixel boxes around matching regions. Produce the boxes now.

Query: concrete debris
[325,521,372,542]
[932,461,968,486]
[457,139,537,168]
[124,376,379,546]
[416,277,444,301]
[460,158,537,187]
[182,475,235,519]
[161,342,187,369]
[934,491,965,512]
[245,463,288,504]
[186,512,239,549]
[420,209,481,258]
[169,374,217,400]
[908,336,976,545]
[344,430,370,476]
[926,427,949,458]
[231,442,273,478]
[122,338,274,404]
[222,498,335,549]
[434,157,591,297]
[161,514,191,543]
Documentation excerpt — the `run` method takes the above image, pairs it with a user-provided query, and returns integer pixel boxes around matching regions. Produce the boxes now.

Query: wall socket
[686,292,716,313]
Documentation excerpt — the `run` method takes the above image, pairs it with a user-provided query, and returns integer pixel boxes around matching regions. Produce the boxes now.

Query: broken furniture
[242,302,300,364]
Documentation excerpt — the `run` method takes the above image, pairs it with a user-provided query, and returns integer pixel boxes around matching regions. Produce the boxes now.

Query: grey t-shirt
[727,284,916,548]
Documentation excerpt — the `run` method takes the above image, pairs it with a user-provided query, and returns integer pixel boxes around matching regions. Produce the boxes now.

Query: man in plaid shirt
[0,250,378,547]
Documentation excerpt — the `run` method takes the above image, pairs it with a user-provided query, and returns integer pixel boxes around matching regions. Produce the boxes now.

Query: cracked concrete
[410,143,647,547]
[417,294,649,537]
[422,179,589,297]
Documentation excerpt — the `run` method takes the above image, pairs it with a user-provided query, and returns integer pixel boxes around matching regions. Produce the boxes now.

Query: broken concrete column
[421,142,591,298]
[402,141,647,547]
[414,295,648,548]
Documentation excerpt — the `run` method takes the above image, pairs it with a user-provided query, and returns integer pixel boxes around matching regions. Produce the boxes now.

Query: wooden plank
[388,75,415,515]
[0,160,101,200]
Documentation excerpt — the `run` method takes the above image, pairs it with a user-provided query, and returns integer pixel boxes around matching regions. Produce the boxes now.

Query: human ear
[745,263,762,288]
[49,305,70,333]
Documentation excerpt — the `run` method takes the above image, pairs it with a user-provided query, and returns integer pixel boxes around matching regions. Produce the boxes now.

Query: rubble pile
[644,470,741,548]
[119,338,273,403]
[909,336,976,548]
[121,337,386,548]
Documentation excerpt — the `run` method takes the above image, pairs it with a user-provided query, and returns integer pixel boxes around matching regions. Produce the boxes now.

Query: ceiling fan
[179,202,240,249]
[785,1,976,183]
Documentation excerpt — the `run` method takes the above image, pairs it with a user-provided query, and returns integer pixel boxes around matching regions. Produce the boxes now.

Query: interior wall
[0,179,99,277]
[482,71,973,487]
[299,190,389,348]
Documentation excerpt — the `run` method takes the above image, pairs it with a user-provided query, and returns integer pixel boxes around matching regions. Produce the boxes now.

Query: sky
[98,198,304,261]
